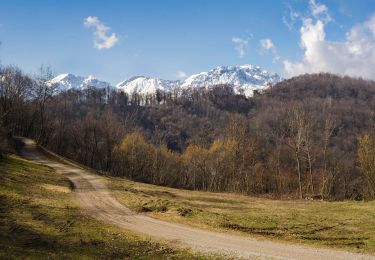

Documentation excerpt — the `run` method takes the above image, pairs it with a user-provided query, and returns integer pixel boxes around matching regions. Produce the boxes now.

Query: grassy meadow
[107,176,375,255]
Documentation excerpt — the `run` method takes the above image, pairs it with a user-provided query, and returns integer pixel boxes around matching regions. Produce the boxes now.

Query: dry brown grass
[107,176,375,255]
[0,155,215,259]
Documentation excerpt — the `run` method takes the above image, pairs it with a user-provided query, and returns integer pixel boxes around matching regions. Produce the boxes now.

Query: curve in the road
[20,138,373,260]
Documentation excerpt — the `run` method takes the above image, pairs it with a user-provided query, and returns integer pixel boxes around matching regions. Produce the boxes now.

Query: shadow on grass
[221,221,368,248]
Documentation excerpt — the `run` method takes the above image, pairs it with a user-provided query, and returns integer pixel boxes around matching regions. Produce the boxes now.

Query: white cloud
[282,3,300,31]
[84,16,119,50]
[260,38,280,63]
[176,71,187,78]
[232,37,248,58]
[283,1,375,80]
[309,0,332,22]
[260,38,275,52]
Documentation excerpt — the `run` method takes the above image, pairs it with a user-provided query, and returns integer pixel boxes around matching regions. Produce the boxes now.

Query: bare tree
[320,99,335,200]
[285,104,306,199]
[32,65,56,143]
[0,66,32,128]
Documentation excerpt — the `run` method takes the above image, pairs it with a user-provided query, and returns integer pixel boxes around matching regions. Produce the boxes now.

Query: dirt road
[20,138,373,259]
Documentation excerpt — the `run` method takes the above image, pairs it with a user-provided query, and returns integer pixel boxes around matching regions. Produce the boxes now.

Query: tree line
[2,64,375,200]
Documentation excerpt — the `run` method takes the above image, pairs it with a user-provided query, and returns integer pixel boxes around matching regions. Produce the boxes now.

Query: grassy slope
[107,177,375,255]
[0,155,213,259]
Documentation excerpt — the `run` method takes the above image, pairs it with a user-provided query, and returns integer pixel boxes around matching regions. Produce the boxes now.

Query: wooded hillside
[2,66,375,200]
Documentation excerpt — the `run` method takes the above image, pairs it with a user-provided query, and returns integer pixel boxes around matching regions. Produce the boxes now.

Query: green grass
[107,176,375,255]
[0,155,215,259]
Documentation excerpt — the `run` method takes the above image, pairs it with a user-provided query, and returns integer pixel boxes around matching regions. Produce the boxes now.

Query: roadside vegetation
[0,155,214,259]
[107,176,375,255]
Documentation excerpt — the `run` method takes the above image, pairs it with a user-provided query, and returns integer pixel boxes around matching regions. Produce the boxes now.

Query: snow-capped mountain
[50,64,281,97]
[48,73,111,91]
[116,64,281,97]
[180,65,281,96]
[116,76,180,96]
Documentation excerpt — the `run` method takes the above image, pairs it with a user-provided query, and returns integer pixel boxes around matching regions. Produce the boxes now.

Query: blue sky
[0,0,375,84]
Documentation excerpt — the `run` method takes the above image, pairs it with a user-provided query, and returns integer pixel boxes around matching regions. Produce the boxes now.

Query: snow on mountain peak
[115,64,280,97]
[116,76,180,96]
[180,64,281,96]
[48,73,111,91]
[51,73,71,82]
[50,64,281,97]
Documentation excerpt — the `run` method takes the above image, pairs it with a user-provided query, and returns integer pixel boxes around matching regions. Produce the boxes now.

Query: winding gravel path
[20,138,374,260]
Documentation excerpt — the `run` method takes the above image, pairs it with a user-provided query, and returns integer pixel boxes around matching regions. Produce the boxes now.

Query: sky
[0,0,375,84]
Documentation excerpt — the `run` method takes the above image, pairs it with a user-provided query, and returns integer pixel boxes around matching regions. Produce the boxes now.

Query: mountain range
[47,73,111,91]
[48,65,281,97]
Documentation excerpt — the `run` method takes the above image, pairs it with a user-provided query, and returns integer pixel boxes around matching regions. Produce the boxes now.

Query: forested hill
[2,66,375,201]
[264,73,375,101]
